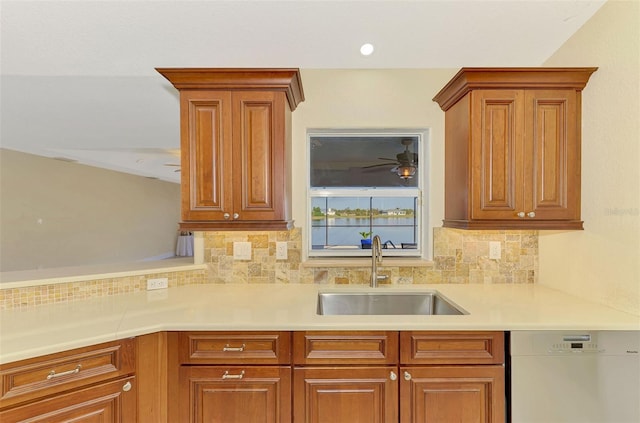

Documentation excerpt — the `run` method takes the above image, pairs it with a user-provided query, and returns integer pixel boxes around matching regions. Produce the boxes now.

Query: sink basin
[317,291,468,316]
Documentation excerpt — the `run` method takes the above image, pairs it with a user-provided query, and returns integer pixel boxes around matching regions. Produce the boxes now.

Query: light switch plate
[489,241,501,259]
[233,242,252,260]
[276,242,288,260]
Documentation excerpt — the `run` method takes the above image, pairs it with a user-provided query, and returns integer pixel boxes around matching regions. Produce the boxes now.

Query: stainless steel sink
[317,291,468,316]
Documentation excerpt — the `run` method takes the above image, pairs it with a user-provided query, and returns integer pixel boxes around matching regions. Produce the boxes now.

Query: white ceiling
[0,0,606,182]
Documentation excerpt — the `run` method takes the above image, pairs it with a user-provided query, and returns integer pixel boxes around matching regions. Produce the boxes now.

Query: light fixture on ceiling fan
[362,138,418,180]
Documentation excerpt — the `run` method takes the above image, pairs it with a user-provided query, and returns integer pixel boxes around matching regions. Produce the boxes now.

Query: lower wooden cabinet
[0,331,506,422]
[0,376,136,422]
[400,366,505,423]
[293,367,399,423]
[175,332,293,423]
[292,331,505,423]
[179,366,291,423]
[0,339,137,423]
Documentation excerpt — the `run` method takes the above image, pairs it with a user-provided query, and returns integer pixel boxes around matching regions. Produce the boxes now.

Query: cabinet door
[232,91,287,221]
[524,89,579,220]
[470,89,525,220]
[400,366,504,423]
[180,90,233,221]
[0,376,136,422]
[180,366,291,423]
[293,367,398,423]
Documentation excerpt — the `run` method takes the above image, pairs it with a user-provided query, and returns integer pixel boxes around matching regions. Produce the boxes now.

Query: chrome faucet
[370,235,388,287]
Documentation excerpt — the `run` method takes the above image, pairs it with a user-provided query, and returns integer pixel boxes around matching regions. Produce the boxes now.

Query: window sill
[301,257,434,268]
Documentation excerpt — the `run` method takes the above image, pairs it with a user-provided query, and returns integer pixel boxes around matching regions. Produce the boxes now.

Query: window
[308,129,428,257]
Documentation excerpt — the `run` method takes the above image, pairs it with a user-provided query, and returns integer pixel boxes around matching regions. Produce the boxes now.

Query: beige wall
[0,149,181,272]
[290,69,457,256]
[540,0,640,314]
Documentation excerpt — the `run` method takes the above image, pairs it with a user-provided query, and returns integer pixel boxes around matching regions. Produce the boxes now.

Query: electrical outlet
[147,277,168,290]
[233,242,252,260]
[489,241,501,259]
[276,242,288,260]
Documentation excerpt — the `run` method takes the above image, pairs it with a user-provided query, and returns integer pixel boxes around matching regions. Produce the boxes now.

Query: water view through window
[311,196,418,250]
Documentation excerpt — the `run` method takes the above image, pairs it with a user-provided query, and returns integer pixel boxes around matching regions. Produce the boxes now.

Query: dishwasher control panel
[511,331,640,356]
[550,334,599,353]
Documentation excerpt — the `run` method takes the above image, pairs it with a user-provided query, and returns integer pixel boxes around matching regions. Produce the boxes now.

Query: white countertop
[1,283,638,364]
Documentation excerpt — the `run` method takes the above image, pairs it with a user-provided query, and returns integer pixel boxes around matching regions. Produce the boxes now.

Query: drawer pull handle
[223,343,246,352]
[47,364,81,380]
[122,381,132,392]
[222,370,245,380]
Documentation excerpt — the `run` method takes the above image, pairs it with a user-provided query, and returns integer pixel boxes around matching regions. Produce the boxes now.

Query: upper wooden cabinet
[157,68,304,231]
[433,67,597,229]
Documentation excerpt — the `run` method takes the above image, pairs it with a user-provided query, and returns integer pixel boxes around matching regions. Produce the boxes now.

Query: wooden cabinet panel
[471,90,523,220]
[233,91,286,221]
[0,375,136,422]
[433,67,596,230]
[179,331,291,365]
[293,367,398,423]
[0,338,136,409]
[157,68,304,231]
[180,366,291,423]
[400,331,504,365]
[400,366,505,423]
[525,89,579,220]
[293,331,399,365]
[180,90,233,222]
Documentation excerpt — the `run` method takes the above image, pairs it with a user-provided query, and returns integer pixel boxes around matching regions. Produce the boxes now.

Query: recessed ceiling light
[360,43,374,56]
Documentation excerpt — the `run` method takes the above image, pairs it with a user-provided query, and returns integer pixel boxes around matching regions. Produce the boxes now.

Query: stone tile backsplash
[1,227,537,310]
[204,227,538,285]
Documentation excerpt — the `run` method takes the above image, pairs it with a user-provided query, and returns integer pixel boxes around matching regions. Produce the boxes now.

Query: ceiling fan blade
[362,163,396,169]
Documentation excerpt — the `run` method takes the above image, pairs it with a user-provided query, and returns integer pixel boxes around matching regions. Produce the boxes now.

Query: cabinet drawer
[400,331,504,364]
[293,331,399,364]
[0,338,136,409]
[0,376,136,422]
[179,331,291,364]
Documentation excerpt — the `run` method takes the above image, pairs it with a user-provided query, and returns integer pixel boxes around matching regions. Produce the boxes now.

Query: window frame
[306,128,430,259]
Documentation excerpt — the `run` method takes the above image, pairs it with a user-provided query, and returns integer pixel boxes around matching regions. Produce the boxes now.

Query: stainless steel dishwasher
[510,331,640,423]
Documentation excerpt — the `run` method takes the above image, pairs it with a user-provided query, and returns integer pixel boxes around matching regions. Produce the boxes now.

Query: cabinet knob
[403,371,412,381]
[517,212,525,218]
[389,371,397,381]
[223,213,231,220]
[527,211,536,218]
[122,381,132,392]
[233,213,240,220]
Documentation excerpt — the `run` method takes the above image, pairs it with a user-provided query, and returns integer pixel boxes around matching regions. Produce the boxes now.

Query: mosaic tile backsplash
[1,227,537,310]
[0,269,207,310]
